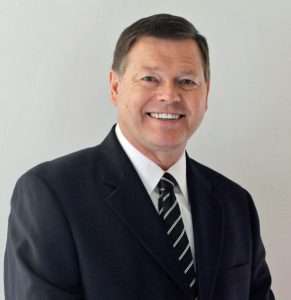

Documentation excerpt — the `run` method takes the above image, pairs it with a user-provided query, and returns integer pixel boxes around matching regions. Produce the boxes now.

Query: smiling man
[5,14,275,300]
[110,36,209,169]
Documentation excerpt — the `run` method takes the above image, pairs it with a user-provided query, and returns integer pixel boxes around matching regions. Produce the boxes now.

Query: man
[5,14,275,299]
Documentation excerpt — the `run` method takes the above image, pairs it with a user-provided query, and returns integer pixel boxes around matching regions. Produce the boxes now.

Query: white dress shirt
[115,124,195,258]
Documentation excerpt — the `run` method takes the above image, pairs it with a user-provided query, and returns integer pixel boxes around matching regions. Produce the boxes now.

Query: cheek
[118,100,140,122]
[118,87,154,116]
[187,103,207,125]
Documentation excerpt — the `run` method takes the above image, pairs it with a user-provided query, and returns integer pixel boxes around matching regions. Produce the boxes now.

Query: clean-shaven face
[110,36,209,164]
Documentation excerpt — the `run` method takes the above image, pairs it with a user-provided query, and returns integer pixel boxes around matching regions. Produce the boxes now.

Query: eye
[178,78,198,89]
[141,76,159,83]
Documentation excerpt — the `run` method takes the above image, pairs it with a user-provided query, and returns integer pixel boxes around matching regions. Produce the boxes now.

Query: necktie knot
[158,172,177,194]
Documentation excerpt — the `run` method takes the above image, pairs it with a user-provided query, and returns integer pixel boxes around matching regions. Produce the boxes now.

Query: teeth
[149,113,181,120]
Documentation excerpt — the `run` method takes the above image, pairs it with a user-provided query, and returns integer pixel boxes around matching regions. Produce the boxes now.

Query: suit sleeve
[248,194,275,300]
[4,172,84,300]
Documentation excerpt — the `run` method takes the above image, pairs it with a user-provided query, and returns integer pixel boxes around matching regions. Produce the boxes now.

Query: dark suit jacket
[5,127,275,300]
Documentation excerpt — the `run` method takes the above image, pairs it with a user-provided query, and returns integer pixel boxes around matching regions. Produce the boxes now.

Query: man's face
[110,36,209,163]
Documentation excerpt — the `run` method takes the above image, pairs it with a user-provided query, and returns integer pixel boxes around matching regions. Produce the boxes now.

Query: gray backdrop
[1,0,290,299]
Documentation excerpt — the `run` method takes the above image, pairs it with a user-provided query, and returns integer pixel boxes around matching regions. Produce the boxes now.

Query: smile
[147,112,185,120]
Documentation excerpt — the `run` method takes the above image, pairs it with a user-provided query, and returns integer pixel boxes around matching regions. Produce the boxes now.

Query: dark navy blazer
[5,127,275,299]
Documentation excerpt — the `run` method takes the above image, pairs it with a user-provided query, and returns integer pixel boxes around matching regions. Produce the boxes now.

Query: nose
[157,81,181,103]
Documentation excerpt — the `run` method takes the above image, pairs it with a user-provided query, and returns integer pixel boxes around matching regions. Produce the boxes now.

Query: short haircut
[112,13,210,81]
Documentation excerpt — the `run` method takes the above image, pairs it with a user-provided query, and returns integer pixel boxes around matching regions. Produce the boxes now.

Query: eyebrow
[139,66,199,77]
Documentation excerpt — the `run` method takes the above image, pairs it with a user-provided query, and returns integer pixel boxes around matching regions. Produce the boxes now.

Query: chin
[155,135,188,148]
[149,140,186,153]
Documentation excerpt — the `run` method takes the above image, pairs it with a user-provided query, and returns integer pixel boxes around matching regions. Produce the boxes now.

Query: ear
[109,70,121,105]
[204,80,211,111]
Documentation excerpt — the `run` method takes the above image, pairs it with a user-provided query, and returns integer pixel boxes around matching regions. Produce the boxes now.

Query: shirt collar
[115,124,187,197]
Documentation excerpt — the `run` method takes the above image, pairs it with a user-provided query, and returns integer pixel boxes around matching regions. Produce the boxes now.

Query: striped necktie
[158,172,198,297]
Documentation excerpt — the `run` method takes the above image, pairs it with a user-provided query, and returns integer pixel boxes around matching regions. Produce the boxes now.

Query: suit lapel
[98,128,193,296]
[187,157,224,300]
[97,129,224,298]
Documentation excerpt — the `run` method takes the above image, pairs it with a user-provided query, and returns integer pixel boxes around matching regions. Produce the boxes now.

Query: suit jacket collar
[97,127,223,300]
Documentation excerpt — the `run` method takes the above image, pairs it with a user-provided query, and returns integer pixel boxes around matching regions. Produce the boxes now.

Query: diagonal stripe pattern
[158,173,198,297]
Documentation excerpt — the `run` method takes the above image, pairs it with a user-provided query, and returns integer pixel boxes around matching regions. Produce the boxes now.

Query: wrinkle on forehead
[126,38,204,71]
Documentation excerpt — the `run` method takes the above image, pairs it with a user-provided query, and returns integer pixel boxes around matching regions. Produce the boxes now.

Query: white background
[1,0,290,298]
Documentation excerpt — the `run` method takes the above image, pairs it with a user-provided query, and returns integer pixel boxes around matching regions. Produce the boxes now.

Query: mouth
[146,112,185,120]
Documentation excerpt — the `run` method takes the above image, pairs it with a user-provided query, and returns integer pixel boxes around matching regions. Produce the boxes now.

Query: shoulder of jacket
[188,157,251,197]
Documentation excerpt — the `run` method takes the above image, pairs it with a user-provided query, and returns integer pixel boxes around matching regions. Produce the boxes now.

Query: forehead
[125,36,204,72]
